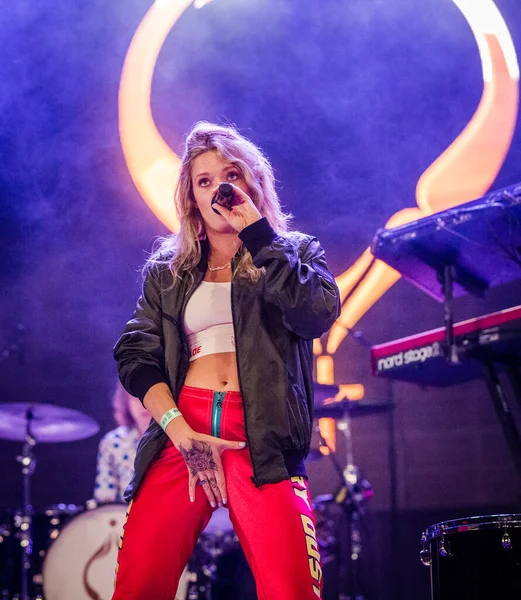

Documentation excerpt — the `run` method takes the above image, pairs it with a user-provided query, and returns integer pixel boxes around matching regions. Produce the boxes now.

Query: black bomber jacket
[114,217,340,501]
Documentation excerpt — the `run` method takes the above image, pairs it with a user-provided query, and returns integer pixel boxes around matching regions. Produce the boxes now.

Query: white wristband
[160,407,182,431]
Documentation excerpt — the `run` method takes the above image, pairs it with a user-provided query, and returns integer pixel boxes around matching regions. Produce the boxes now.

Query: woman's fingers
[210,454,227,505]
[220,439,247,452]
[198,472,218,507]
[215,473,228,506]
[188,470,198,503]
[200,451,226,506]
[192,469,225,507]
[208,471,225,505]
[211,183,261,232]
[188,470,218,506]
[183,435,245,507]
[185,454,226,507]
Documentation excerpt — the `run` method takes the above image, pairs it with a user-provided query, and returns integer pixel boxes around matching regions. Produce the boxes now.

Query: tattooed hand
[179,434,246,507]
[181,440,218,476]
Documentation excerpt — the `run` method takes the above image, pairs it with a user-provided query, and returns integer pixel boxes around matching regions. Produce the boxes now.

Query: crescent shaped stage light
[119,0,197,233]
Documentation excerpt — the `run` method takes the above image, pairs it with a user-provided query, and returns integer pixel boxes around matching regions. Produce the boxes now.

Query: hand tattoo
[180,439,218,477]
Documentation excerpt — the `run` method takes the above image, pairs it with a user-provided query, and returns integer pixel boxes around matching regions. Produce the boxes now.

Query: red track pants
[112,385,323,600]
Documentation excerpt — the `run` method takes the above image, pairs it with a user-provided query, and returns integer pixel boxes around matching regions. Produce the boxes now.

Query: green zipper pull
[212,391,225,438]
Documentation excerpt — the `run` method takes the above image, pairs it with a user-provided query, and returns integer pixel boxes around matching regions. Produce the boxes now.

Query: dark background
[1,0,521,598]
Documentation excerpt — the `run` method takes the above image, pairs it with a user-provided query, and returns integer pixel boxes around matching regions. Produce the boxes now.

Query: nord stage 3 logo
[377,341,442,372]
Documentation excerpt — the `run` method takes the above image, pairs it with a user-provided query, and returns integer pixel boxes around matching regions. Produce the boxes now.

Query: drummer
[93,381,150,503]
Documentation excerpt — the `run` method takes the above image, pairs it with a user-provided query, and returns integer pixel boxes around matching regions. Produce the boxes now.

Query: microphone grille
[218,183,233,197]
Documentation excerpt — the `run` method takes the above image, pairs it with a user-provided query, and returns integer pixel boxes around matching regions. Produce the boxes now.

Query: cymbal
[314,399,391,419]
[313,382,391,419]
[0,403,100,443]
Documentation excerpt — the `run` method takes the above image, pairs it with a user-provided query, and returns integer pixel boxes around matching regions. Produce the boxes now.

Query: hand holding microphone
[210,182,262,233]
[211,183,235,214]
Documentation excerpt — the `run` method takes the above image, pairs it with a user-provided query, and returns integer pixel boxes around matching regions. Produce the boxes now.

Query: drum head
[42,503,127,600]
[423,513,521,543]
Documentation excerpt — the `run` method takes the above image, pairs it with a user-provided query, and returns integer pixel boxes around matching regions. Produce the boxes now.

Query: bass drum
[42,503,128,600]
[421,513,521,600]
[42,503,189,600]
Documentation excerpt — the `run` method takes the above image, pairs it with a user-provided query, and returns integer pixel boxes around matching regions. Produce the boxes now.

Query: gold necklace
[208,262,231,272]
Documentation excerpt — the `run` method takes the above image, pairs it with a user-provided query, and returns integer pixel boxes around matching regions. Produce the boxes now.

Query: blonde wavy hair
[147,121,291,281]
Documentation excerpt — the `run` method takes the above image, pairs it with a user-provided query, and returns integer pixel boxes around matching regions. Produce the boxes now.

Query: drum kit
[0,401,246,600]
[0,401,103,600]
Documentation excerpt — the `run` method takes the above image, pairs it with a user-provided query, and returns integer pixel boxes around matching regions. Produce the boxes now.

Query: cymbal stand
[317,408,372,600]
[15,406,36,600]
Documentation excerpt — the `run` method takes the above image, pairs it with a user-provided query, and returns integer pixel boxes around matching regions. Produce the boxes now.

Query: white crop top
[183,281,235,362]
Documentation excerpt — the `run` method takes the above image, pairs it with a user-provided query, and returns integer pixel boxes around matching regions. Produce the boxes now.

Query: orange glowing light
[119,0,196,232]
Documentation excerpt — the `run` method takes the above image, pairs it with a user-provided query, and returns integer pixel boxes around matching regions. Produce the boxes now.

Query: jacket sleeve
[113,265,169,403]
[239,217,341,340]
